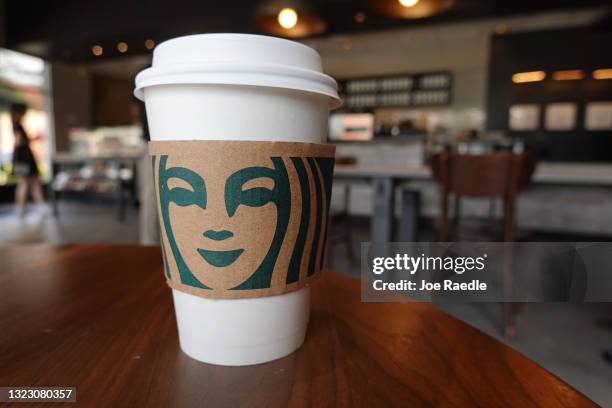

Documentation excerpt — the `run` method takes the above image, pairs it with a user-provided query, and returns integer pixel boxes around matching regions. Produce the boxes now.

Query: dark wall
[50,63,92,152]
[0,0,6,47]
[92,74,134,126]
[486,27,612,162]
[51,71,134,152]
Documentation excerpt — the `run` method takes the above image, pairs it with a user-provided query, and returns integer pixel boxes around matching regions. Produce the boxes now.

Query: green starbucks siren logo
[153,154,334,291]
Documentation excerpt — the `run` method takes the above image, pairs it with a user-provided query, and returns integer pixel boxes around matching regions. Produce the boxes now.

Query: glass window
[0,48,51,184]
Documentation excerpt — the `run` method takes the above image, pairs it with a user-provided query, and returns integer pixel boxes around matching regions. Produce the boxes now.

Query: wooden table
[0,245,595,407]
[334,162,612,242]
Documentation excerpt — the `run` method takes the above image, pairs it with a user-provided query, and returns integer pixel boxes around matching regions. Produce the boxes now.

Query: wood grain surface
[0,245,595,407]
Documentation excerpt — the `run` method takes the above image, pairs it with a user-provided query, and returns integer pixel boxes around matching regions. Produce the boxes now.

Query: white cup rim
[134,33,341,110]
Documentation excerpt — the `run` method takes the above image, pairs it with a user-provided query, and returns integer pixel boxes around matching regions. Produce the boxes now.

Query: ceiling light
[145,39,155,50]
[255,1,326,38]
[92,45,103,56]
[117,42,128,53]
[494,24,507,34]
[593,69,612,80]
[368,0,454,19]
[277,8,298,29]
[399,0,419,7]
[354,12,366,23]
[512,71,546,83]
[552,70,584,81]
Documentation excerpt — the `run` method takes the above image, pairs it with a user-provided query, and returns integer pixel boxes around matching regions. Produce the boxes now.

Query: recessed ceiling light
[495,23,507,34]
[92,45,103,56]
[145,39,155,50]
[593,69,612,80]
[368,0,454,19]
[399,0,419,7]
[278,8,298,29]
[255,1,326,38]
[117,42,128,53]
[552,70,584,81]
[512,71,546,83]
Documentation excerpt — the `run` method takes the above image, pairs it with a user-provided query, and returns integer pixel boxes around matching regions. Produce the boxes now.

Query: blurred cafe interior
[1,0,612,405]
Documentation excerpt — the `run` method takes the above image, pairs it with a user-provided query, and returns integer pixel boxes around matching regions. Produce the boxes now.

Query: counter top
[334,162,612,186]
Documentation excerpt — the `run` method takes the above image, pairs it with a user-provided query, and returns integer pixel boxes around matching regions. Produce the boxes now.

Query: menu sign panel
[338,71,452,110]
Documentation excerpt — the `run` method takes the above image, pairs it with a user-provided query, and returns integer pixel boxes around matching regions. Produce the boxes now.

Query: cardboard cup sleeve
[148,140,336,299]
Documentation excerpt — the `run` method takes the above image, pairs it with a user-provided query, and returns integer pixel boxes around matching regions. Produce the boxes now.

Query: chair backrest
[430,153,536,198]
[335,156,357,166]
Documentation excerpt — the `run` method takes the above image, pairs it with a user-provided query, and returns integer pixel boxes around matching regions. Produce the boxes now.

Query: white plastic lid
[134,33,341,109]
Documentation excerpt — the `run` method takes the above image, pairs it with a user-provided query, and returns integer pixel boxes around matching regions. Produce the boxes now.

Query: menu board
[545,103,577,131]
[338,72,452,110]
[509,104,540,131]
[585,102,612,130]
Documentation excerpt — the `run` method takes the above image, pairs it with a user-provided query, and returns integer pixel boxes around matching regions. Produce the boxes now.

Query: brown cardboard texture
[149,140,335,299]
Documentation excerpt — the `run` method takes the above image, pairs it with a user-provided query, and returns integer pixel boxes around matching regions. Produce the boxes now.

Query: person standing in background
[11,103,46,216]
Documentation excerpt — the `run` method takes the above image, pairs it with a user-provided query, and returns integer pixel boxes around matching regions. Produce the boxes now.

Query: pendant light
[367,0,455,19]
[255,0,326,38]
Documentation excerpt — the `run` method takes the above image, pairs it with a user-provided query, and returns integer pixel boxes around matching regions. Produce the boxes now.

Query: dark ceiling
[2,0,611,62]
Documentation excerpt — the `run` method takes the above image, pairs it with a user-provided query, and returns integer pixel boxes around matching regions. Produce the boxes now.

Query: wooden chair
[430,152,536,338]
[326,156,356,266]
[430,152,536,242]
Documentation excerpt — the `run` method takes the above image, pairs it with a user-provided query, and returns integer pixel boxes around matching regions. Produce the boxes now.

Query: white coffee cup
[134,34,340,366]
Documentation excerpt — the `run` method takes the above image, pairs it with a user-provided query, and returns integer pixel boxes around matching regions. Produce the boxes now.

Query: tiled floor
[1,201,611,406]
[0,202,139,245]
